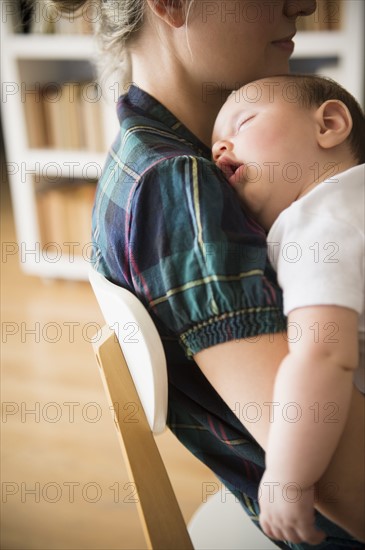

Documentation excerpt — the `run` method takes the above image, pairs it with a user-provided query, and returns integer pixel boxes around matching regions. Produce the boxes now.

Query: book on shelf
[16,0,97,35]
[79,82,105,153]
[24,80,105,152]
[41,85,65,149]
[37,179,96,252]
[297,0,342,31]
[23,87,49,148]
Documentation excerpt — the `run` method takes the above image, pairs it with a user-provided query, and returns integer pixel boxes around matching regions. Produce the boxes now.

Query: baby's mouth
[217,160,242,181]
[217,160,245,186]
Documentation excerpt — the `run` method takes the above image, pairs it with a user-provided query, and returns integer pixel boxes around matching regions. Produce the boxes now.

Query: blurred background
[1,1,364,549]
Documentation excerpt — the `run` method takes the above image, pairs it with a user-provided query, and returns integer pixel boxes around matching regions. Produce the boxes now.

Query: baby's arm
[258,304,359,545]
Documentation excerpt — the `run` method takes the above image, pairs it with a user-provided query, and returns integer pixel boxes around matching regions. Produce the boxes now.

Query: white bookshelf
[294,2,365,104]
[1,0,364,280]
[1,1,120,280]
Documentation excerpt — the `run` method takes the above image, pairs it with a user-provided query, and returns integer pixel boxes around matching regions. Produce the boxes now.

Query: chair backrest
[88,269,274,550]
[88,267,168,434]
[89,266,194,549]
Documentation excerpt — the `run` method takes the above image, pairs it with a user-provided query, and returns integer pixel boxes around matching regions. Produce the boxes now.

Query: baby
[212,74,364,545]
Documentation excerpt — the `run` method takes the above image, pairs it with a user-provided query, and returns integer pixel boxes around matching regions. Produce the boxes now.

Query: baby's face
[212,77,318,229]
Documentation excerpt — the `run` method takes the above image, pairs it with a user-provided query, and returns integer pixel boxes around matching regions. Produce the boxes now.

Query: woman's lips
[271,35,295,54]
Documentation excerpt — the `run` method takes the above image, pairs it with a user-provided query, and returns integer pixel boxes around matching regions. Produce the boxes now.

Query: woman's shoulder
[97,124,227,215]
[111,120,217,182]
[108,85,219,184]
[115,126,215,179]
[96,85,242,230]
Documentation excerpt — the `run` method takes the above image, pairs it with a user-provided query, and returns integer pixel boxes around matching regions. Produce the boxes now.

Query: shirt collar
[117,84,212,159]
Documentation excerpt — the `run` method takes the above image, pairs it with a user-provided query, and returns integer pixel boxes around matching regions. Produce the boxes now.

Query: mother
[53,1,364,547]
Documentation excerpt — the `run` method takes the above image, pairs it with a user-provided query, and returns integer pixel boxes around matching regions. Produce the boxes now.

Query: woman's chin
[265,59,290,78]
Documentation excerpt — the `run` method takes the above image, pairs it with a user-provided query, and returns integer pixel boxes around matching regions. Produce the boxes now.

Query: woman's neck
[131,54,229,147]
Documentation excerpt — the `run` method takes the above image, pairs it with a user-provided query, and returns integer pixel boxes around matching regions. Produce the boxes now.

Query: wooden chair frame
[93,325,193,550]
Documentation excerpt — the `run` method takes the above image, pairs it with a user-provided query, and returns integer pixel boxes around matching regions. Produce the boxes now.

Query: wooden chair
[89,267,192,550]
[89,267,279,550]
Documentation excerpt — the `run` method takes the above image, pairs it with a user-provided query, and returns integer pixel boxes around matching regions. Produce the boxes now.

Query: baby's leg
[315,385,365,541]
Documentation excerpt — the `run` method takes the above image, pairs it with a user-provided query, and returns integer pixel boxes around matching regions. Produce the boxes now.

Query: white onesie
[268,164,365,394]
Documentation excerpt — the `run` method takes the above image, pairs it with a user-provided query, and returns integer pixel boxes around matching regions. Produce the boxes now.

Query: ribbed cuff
[180,307,287,358]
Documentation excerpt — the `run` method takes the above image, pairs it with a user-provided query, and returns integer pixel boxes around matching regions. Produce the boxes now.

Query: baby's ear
[315,100,353,149]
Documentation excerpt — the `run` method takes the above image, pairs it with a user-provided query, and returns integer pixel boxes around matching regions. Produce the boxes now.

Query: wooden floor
[1,175,217,549]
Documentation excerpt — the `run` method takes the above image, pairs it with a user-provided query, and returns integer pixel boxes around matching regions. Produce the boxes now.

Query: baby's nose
[212,140,230,162]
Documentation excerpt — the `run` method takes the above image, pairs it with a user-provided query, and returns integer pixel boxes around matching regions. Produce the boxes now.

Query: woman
[50,1,364,547]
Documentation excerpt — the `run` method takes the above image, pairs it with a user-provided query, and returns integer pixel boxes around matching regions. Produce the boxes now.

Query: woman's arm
[194,332,288,450]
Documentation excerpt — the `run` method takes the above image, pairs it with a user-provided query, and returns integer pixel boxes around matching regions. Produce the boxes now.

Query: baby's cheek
[245,163,264,183]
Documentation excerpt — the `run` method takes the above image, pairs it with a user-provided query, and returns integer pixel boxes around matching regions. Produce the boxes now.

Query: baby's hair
[280,74,365,165]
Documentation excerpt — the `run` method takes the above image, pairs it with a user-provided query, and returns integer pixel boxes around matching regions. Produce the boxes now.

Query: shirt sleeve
[127,155,285,358]
[268,207,364,317]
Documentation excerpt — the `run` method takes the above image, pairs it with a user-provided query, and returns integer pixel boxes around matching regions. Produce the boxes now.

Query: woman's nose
[284,0,317,18]
[212,140,232,162]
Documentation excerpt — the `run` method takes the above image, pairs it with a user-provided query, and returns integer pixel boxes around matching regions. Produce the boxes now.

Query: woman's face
[185,0,317,90]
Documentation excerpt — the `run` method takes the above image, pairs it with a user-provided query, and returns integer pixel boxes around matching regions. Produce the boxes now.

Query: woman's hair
[26,0,194,93]
[284,74,365,165]
[23,0,145,91]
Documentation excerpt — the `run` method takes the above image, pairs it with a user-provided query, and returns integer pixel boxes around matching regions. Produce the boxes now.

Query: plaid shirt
[91,84,363,549]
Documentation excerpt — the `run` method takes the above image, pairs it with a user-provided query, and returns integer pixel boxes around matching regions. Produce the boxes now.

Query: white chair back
[88,267,168,434]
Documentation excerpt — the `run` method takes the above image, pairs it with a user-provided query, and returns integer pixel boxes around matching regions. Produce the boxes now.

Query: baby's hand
[258,471,327,545]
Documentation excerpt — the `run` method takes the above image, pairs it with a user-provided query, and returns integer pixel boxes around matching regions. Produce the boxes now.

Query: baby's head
[212,74,365,230]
